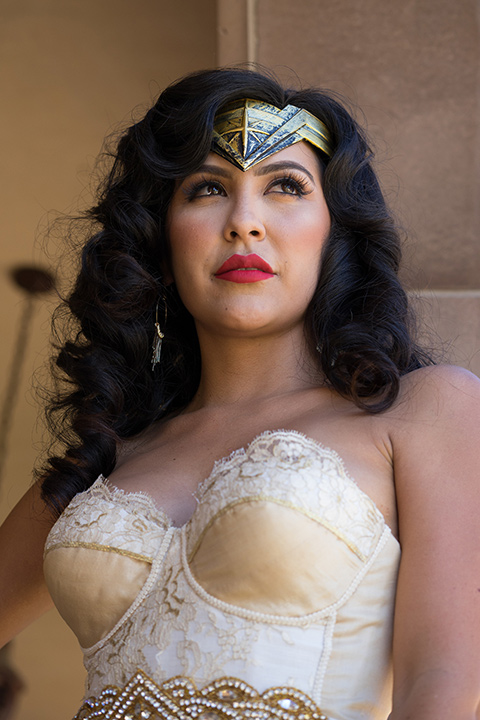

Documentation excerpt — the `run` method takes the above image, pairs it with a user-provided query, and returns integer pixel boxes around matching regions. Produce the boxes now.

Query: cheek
[288,211,331,292]
[168,216,200,276]
[168,214,218,291]
[295,208,331,259]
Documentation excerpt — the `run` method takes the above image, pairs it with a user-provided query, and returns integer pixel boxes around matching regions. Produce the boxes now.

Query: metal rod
[0,296,36,490]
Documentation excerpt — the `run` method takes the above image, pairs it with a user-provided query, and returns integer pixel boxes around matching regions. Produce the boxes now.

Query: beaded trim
[74,670,329,719]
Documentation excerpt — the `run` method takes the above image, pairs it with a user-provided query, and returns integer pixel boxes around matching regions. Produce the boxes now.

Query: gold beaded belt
[74,670,329,720]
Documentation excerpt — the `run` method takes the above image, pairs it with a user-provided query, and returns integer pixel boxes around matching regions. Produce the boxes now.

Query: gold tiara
[212,99,333,171]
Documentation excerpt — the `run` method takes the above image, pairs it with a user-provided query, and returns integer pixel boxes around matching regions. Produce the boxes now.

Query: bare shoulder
[387,364,480,483]
[399,361,480,393]
[388,364,480,427]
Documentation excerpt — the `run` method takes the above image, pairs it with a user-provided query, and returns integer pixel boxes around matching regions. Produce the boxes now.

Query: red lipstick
[214,254,275,283]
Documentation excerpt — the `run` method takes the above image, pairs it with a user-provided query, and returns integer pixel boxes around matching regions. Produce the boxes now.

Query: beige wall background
[0,1,478,718]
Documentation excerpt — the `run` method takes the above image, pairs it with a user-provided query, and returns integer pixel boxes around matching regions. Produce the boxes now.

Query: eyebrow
[185,160,316,184]
[253,160,316,185]
[187,163,233,179]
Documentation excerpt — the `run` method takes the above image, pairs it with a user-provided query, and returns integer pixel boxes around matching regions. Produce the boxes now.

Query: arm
[0,483,55,649]
[389,366,480,720]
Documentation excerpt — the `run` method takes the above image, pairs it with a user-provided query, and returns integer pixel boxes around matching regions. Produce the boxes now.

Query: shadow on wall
[0,645,24,720]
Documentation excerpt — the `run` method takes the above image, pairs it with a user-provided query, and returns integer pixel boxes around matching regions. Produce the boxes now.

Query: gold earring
[151,299,167,371]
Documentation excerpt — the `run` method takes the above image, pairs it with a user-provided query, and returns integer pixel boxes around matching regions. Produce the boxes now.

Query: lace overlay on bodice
[44,430,401,720]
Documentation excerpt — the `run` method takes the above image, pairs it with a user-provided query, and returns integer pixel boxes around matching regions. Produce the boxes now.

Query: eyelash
[268,173,310,196]
[183,172,311,200]
[183,177,225,200]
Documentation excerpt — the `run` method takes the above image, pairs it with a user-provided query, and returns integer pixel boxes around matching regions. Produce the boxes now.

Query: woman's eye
[269,177,309,196]
[188,181,225,198]
[200,182,224,196]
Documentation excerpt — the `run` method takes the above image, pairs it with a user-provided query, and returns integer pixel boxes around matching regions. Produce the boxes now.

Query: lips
[214,254,275,283]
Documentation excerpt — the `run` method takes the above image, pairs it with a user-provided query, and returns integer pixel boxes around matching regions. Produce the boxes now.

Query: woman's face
[166,141,331,339]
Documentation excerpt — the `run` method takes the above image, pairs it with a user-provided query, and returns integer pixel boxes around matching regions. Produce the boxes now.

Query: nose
[223,195,266,243]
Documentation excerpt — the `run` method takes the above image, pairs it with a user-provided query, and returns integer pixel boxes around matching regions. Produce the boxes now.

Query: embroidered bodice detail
[44,430,401,720]
[46,478,170,561]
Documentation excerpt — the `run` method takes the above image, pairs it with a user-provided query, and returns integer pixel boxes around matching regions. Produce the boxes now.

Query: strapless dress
[43,429,401,720]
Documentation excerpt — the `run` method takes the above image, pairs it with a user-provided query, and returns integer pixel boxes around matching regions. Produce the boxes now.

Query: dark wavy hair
[39,67,432,514]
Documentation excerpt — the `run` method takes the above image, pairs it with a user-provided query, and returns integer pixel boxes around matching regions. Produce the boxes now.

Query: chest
[46,430,397,632]
[111,413,396,534]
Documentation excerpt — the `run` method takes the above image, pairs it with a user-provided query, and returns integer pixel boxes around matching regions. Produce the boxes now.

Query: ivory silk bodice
[43,430,401,720]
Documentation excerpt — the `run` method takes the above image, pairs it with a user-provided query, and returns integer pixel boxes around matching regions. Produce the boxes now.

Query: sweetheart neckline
[94,428,398,542]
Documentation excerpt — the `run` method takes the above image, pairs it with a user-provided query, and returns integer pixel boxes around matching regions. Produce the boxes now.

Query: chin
[216,315,273,336]
[203,306,304,339]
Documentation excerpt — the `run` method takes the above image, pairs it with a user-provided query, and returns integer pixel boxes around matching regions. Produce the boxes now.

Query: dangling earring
[151,298,167,371]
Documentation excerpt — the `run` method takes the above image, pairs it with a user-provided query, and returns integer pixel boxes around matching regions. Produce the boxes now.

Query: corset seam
[82,526,175,657]
[313,611,336,705]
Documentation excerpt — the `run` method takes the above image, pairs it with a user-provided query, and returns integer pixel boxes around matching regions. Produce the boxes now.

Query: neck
[185,325,321,411]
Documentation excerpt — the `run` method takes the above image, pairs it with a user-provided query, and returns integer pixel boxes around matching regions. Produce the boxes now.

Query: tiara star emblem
[212,99,332,171]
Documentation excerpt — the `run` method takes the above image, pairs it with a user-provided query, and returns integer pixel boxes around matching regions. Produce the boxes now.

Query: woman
[0,68,479,720]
